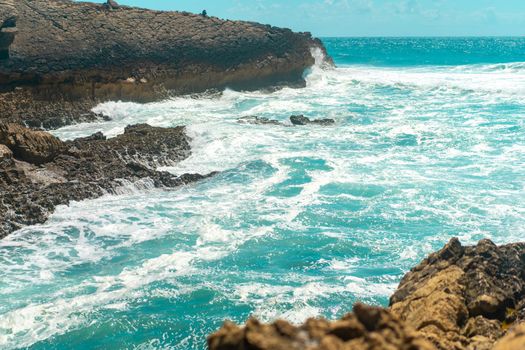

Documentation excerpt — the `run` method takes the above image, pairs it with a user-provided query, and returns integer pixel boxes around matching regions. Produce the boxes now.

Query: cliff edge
[0,0,328,128]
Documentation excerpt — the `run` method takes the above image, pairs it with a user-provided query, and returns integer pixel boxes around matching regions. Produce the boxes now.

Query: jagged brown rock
[390,238,525,349]
[0,0,329,128]
[208,303,436,350]
[0,122,212,238]
[0,122,65,164]
[209,239,525,350]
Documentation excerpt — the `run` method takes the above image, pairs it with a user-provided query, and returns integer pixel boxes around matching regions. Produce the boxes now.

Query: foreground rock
[0,122,211,238]
[208,239,525,350]
[0,0,330,128]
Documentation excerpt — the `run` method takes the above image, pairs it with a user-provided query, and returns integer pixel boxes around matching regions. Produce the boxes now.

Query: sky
[84,0,525,37]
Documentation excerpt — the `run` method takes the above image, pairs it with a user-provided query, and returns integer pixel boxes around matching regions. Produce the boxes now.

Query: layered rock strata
[0,122,211,238]
[208,239,525,350]
[0,0,328,128]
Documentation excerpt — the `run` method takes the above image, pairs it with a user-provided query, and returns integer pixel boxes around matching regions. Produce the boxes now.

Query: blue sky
[86,0,525,37]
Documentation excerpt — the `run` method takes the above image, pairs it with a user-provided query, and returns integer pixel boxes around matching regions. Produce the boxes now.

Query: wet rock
[238,115,284,126]
[0,90,109,130]
[238,115,336,127]
[0,123,213,238]
[290,114,335,126]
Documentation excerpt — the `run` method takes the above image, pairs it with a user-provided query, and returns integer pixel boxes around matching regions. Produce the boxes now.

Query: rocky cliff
[208,239,525,350]
[0,0,327,128]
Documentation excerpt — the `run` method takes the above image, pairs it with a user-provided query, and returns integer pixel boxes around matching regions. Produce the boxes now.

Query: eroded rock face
[209,239,525,350]
[390,238,525,350]
[0,123,212,238]
[0,0,329,127]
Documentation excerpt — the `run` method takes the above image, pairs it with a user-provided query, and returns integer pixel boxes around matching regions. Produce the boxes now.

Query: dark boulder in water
[290,114,335,126]
[238,115,335,127]
[238,116,285,126]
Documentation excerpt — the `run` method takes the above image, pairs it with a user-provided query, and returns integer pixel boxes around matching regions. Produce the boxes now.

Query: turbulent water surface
[1,38,525,349]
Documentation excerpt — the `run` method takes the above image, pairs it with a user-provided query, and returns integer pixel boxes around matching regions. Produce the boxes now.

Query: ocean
[1,37,524,349]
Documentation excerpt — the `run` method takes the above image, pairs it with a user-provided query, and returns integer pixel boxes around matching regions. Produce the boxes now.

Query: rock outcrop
[390,238,525,350]
[0,0,329,128]
[0,122,212,238]
[290,115,335,126]
[238,115,336,126]
[0,122,65,164]
[208,239,525,350]
[209,304,436,350]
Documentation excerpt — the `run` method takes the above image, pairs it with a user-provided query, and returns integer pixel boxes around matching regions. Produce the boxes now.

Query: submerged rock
[0,123,213,238]
[238,115,285,126]
[209,238,525,350]
[238,115,335,127]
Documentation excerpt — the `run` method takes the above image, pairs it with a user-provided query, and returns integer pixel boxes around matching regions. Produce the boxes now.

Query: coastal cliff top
[1,0,319,75]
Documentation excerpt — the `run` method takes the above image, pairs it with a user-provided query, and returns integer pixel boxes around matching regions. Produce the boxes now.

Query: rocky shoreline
[208,238,525,350]
[0,121,214,238]
[0,0,329,237]
[1,0,328,129]
[2,2,523,350]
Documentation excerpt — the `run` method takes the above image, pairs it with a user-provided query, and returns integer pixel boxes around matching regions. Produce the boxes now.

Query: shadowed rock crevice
[0,0,17,60]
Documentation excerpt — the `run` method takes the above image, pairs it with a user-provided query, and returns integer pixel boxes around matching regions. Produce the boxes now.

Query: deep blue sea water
[1,38,524,349]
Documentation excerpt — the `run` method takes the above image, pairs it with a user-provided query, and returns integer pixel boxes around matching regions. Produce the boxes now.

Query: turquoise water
[1,38,525,349]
